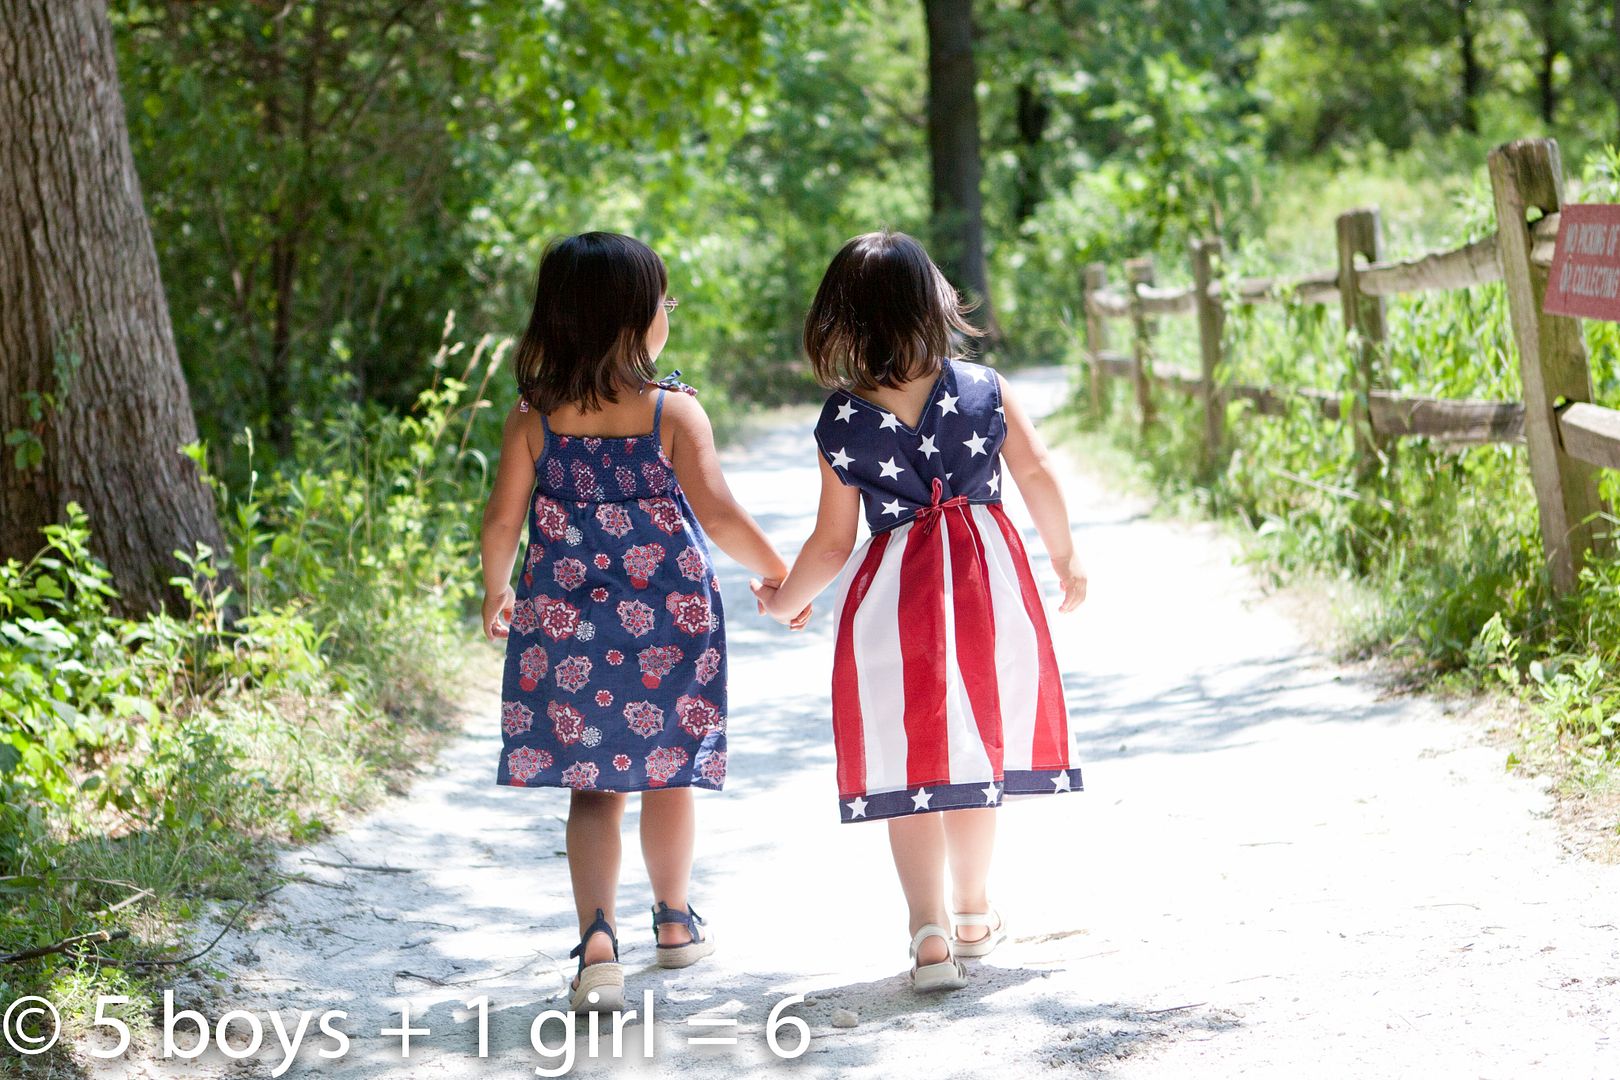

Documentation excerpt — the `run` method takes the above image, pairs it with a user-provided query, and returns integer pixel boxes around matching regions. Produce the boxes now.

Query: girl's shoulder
[946,357,1002,416]
[648,375,713,448]
[813,387,860,447]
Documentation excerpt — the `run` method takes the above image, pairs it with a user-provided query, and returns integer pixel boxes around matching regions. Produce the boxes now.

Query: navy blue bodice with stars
[813,359,1006,533]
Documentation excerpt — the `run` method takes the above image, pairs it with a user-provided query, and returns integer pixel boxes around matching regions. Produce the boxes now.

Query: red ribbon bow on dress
[914,477,969,534]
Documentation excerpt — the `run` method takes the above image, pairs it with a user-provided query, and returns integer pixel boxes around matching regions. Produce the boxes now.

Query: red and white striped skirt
[828,499,1082,823]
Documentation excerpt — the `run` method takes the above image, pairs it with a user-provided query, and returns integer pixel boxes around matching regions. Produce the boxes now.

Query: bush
[0,329,492,1039]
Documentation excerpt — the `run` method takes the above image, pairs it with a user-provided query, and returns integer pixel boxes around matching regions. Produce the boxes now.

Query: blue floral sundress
[497,384,727,792]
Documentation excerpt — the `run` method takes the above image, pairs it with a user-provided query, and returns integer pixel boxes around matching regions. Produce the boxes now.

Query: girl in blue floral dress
[480,233,806,1012]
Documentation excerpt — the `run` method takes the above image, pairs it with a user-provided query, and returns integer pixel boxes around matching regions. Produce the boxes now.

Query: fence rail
[1079,137,1619,595]
[1085,217,1564,315]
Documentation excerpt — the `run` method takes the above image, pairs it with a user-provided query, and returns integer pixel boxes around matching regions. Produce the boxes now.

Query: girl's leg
[568,790,628,967]
[640,787,695,945]
[942,807,997,942]
[887,814,949,964]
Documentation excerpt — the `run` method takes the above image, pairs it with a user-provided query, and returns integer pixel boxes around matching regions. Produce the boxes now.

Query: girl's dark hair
[803,229,982,391]
[513,232,668,413]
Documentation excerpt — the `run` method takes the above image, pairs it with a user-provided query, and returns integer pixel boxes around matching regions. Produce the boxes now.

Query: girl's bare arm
[479,405,539,638]
[663,392,791,583]
[754,453,861,621]
[997,374,1087,612]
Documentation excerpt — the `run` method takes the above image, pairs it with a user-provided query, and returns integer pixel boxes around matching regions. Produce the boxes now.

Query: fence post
[1488,137,1607,595]
[1335,208,1387,479]
[1082,262,1110,417]
[1126,256,1156,435]
[1190,237,1225,468]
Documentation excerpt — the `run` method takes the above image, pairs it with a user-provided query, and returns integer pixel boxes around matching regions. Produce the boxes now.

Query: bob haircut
[803,229,982,392]
[513,232,667,414]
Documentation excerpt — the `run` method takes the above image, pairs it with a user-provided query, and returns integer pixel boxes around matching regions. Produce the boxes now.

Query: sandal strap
[569,907,619,968]
[908,923,952,958]
[651,901,705,942]
[950,912,992,926]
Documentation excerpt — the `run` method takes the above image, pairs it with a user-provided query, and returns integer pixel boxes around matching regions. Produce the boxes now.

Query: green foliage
[0,338,489,1029]
[994,50,1264,362]
[1089,53,1264,249]
[106,0,1620,420]
[1080,142,1620,778]
[112,0,823,463]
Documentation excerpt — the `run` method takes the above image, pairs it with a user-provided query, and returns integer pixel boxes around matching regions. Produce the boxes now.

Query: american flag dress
[814,359,1082,823]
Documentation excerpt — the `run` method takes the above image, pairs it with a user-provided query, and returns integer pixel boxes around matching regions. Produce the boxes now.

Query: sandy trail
[92,369,1618,1079]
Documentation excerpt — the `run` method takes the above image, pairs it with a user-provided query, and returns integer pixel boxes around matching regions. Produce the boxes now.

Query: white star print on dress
[936,392,959,416]
[881,498,904,517]
[919,434,939,459]
[829,447,854,470]
[879,412,902,431]
[847,796,868,818]
[981,782,999,805]
[987,471,1000,494]
[964,432,988,456]
[911,788,933,811]
[835,399,857,422]
[878,457,905,479]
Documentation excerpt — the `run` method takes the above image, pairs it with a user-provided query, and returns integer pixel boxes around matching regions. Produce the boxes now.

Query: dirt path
[90,369,1618,1079]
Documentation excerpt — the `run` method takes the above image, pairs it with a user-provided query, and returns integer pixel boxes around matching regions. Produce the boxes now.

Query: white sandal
[909,924,968,992]
[950,906,1007,958]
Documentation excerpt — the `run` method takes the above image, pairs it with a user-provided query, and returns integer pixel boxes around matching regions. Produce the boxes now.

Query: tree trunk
[0,0,224,615]
[1013,80,1051,225]
[1536,0,1560,124]
[922,0,1000,340]
[1456,0,1481,133]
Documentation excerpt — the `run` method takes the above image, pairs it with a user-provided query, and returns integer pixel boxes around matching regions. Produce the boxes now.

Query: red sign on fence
[1543,203,1620,321]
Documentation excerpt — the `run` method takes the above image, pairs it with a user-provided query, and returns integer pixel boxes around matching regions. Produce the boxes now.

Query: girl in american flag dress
[753,230,1086,993]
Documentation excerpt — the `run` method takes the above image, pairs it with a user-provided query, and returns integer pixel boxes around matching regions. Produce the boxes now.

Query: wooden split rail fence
[1080,137,1620,596]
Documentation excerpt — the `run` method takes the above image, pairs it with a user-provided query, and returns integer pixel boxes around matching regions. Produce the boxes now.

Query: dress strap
[519,394,552,444]
[652,388,668,437]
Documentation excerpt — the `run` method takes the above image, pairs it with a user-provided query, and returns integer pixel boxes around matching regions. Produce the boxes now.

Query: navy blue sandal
[568,908,625,1011]
[651,901,716,969]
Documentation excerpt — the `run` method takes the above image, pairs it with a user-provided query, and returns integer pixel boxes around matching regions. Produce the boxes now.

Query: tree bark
[0,0,224,615]
[1535,0,1560,124]
[1456,0,1481,133]
[1013,79,1050,225]
[922,0,1000,339]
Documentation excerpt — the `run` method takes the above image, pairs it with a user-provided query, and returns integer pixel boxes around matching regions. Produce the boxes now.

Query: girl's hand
[483,586,516,640]
[1053,553,1088,613]
[750,578,813,630]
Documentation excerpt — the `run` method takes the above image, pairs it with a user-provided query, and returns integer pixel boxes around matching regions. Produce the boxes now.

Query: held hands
[749,577,812,631]
[482,586,515,640]
[1053,552,1088,613]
